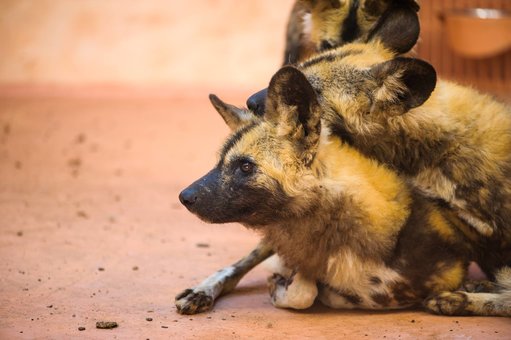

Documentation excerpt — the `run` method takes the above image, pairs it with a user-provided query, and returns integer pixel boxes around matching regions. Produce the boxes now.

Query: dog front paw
[267,273,290,306]
[424,291,470,316]
[175,288,214,315]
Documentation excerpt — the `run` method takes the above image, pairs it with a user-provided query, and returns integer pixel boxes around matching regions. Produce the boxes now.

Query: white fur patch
[302,12,312,38]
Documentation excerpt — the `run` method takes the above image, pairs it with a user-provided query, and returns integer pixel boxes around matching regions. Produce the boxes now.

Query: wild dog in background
[284,0,419,64]
[248,0,420,115]
[177,66,511,316]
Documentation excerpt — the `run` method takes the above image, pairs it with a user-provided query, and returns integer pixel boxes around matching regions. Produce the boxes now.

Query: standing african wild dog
[177,66,511,316]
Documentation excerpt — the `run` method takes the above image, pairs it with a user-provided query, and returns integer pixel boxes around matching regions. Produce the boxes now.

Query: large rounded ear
[366,0,420,54]
[370,57,437,115]
[265,66,321,165]
[209,94,259,131]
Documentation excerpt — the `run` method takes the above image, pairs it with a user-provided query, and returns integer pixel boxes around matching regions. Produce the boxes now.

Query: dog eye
[240,162,254,174]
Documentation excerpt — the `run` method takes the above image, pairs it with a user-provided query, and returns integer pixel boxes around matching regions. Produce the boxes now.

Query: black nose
[179,187,197,206]
[246,88,268,116]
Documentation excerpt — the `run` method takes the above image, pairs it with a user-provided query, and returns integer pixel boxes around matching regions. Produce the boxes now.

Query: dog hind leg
[424,267,511,316]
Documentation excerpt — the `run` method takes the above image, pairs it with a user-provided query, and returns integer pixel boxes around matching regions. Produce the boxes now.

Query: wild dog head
[179,68,322,227]
[250,43,437,138]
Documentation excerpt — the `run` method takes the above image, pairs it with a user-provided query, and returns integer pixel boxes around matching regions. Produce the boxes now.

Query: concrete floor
[1,89,510,339]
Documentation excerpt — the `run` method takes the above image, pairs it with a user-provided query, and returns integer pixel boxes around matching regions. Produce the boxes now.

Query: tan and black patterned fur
[176,67,511,316]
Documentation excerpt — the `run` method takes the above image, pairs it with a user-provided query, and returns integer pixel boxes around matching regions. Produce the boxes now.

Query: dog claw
[175,289,214,315]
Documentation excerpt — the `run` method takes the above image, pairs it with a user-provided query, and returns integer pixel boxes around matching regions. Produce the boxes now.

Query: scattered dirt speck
[266,322,273,329]
[196,243,210,248]
[16,231,23,237]
[410,319,415,323]
[46,305,53,308]
[132,266,139,271]
[75,133,86,144]
[98,267,105,271]
[78,327,86,331]
[96,321,118,329]
[145,317,153,322]
[14,161,22,170]
[161,326,168,329]
[77,210,89,219]
[68,157,82,168]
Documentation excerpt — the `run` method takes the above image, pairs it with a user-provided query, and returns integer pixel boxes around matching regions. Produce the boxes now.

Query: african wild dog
[283,0,420,65]
[176,66,511,316]
[247,40,511,263]
[249,0,420,117]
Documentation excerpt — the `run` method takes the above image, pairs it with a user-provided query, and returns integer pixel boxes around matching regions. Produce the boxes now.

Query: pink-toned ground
[0,89,510,339]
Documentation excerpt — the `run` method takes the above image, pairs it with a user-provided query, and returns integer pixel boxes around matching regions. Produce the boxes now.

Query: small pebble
[146,318,153,322]
[96,321,118,329]
[78,327,86,331]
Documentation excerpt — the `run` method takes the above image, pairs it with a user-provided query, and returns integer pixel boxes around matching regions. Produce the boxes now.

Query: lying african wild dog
[247,40,511,271]
[248,0,420,117]
[177,66,511,316]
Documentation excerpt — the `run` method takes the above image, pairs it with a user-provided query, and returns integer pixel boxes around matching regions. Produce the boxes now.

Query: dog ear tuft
[370,57,436,115]
[265,66,322,165]
[209,94,258,131]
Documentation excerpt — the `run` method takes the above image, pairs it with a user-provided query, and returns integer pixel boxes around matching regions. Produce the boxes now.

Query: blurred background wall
[0,0,509,101]
[0,0,294,92]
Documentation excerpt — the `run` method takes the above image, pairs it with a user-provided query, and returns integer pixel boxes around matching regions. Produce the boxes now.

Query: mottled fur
[177,67,511,316]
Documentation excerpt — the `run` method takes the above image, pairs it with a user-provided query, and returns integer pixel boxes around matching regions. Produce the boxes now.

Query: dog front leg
[175,240,274,314]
